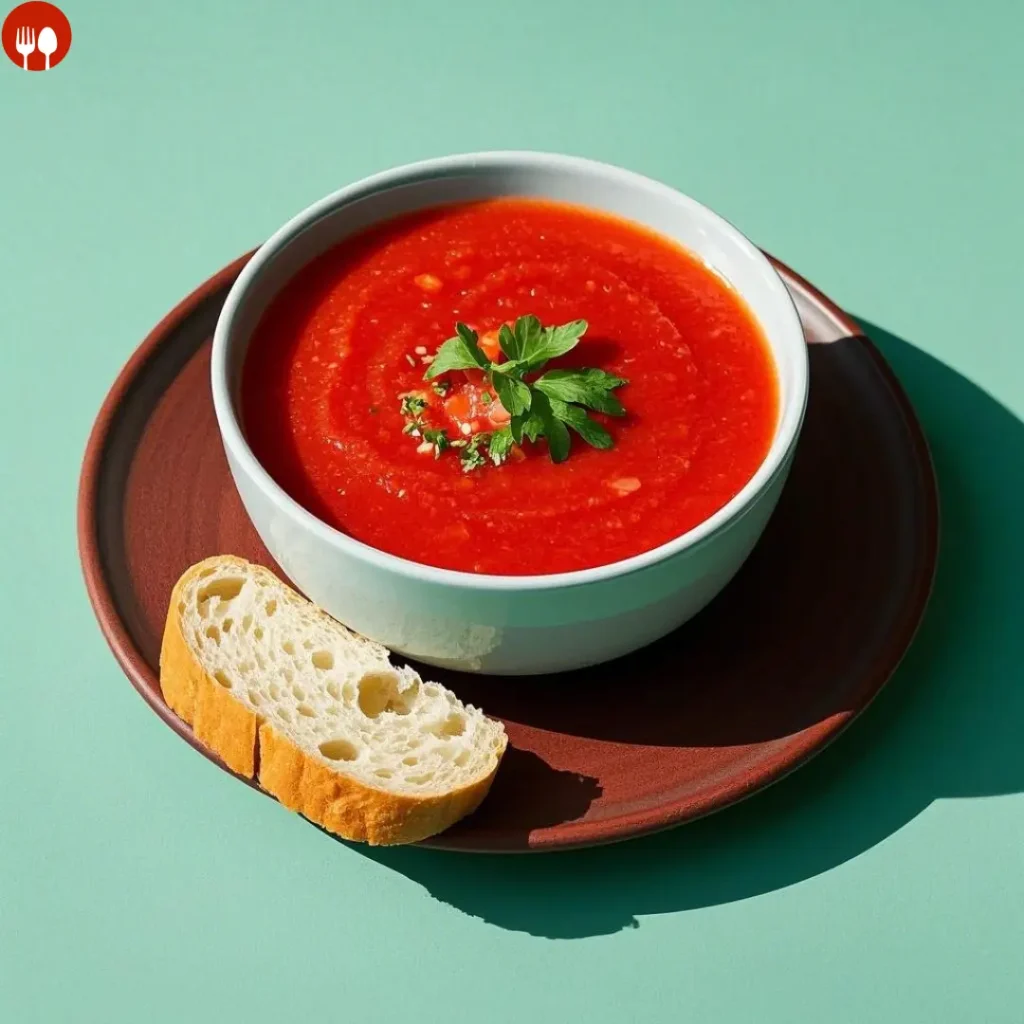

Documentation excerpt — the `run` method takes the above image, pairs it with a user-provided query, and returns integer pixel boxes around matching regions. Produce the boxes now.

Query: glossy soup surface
[242,199,778,574]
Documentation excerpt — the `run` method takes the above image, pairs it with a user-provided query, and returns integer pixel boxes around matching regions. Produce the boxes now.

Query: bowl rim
[211,150,809,592]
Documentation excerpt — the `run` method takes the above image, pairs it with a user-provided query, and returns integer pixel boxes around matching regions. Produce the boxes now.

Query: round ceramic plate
[78,253,938,852]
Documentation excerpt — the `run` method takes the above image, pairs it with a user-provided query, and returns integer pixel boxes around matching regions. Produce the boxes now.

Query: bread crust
[158,558,505,845]
[258,721,499,845]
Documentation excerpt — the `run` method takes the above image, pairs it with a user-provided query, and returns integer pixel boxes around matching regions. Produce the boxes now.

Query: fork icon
[15,25,35,70]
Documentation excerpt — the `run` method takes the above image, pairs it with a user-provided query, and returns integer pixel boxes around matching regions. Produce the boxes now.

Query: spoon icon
[38,25,57,70]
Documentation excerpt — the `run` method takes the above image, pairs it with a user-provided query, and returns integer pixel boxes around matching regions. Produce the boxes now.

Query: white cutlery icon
[14,25,35,70]
[38,26,57,69]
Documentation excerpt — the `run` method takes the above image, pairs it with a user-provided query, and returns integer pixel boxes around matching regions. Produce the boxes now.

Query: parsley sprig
[424,316,627,464]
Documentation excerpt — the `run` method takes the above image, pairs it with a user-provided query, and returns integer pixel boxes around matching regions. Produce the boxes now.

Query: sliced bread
[159,555,507,845]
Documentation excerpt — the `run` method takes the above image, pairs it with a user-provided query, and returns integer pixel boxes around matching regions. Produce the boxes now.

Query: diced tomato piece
[486,400,511,427]
[443,391,474,423]
[478,329,501,361]
[443,382,503,433]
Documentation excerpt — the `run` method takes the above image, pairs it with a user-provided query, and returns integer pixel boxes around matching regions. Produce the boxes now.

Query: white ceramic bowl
[212,152,808,674]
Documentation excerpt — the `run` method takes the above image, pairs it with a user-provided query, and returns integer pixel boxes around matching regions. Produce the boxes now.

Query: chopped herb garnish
[459,432,492,473]
[424,316,627,464]
[421,427,451,458]
[400,393,429,418]
[432,379,452,397]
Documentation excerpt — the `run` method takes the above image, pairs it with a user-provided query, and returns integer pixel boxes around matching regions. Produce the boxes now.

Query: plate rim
[77,251,940,853]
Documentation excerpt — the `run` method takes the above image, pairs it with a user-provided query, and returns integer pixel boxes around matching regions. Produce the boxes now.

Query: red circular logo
[2,2,71,71]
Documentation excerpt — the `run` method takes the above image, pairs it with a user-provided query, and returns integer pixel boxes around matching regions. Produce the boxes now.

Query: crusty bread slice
[159,556,507,845]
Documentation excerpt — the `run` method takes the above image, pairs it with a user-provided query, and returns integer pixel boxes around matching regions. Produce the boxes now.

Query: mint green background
[2,1,1023,1021]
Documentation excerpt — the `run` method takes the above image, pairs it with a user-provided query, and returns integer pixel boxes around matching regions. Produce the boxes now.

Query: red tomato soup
[242,199,778,575]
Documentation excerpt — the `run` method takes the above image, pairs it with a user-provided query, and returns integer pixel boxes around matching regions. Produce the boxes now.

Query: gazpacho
[242,199,778,575]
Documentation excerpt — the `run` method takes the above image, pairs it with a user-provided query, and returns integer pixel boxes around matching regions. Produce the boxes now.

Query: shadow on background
[342,321,1024,937]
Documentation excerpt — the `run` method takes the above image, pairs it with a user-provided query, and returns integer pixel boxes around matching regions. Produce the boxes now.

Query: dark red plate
[78,253,938,852]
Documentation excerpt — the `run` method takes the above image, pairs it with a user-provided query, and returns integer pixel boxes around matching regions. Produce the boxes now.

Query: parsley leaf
[548,398,614,449]
[499,315,542,363]
[423,322,489,379]
[492,373,532,419]
[520,319,588,371]
[528,391,571,462]
[508,409,525,445]
[534,368,628,416]
[514,407,538,444]
[498,323,519,361]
